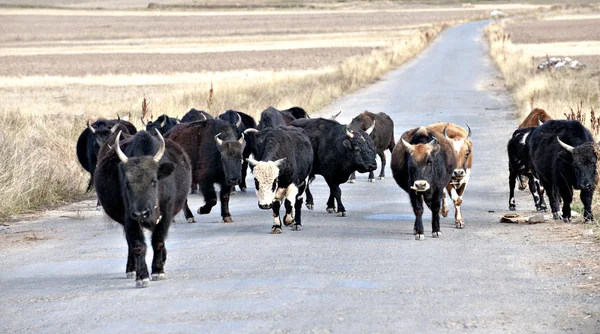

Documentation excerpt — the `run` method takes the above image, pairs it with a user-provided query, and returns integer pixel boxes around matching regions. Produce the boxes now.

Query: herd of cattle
[76,106,598,287]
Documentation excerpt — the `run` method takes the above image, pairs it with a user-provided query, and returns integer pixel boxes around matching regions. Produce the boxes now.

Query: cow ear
[343,139,352,149]
[157,162,175,180]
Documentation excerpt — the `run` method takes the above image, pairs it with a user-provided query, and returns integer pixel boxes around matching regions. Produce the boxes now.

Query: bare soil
[505,18,600,44]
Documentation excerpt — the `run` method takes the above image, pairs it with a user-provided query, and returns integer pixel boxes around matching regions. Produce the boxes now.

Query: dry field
[0,2,541,218]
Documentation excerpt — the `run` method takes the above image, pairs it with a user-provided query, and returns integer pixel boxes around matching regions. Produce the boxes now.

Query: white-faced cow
[507,126,547,212]
[166,119,245,222]
[290,118,377,216]
[218,110,257,192]
[76,117,137,192]
[530,120,599,222]
[348,111,395,183]
[246,126,313,233]
[391,126,457,240]
[94,129,192,287]
[427,122,473,229]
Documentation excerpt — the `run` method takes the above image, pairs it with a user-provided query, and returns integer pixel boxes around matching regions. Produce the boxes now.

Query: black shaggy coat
[218,110,258,191]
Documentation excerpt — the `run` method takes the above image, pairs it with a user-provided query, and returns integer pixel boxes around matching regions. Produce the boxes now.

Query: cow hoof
[455,222,465,229]
[326,207,335,214]
[284,214,294,226]
[348,179,356,184]
[379,176,385,180]
[292,224,303,231]
[151,273,167,281]
[552,212,562,220]
[198,206,212,215]
[187,217,196,223]
[336,211,347,217]
[271,227,282,234]
[240,187,247,192]
[441,209,449,217]
[432,231,442,238]
[306,203,314,210]
[509,206,516,211]
[126,271,136,279]
[563,217,572,223]
[415,234,425,240]
[368,178,374,183]
[136,278,150,288]
[222,216,233,223]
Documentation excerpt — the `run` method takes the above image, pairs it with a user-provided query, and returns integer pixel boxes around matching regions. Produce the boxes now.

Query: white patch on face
[452,138,465,153]
[253,161,281,206]
[520,132,529,145]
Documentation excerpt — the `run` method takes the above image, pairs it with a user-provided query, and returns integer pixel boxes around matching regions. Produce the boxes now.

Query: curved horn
[235,112,242,128]
[160,117,167,128]
[365,120,376,135]
[466,124,472,139]
[244,128,259,134]
[110,122,120,133]
[401,138,414,153]
[246,157,259,166]
[427,137,438,146]
[153,129,165,162]
[200,113,207,121]
[87,120,96,134]
[330,111,342,120]
[114,131,128,163]
[214,132,223,146]
[538,116,543,126]
[238,132,245,144]
[345,126,355,138]
[443,126,450,139]
[116,113,121,122]
[557,136,574,153]
[140,117,147,126]
[274,157,286,167]
[176,116,180,124]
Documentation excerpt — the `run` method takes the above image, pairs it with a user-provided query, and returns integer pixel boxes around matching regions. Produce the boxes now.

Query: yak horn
[214,132,223,146]
[428,137,438,146]
[153,129,165,162]
[116,113,121,121]
[345,127,354,138]
[557,136,574,153]
[401,138,414,153]
[538,116,543,126]
[110,122,120,133]
[235,112,242,128]
[365,120,376,135]
[244,128,258,134]
[466,124,472,139]
[274,157,286,167]
[238,132,245,144]
[160,117,167,128]
[114,131,128,163]
[443,126,449,139]
[87,120,96,134]
[246,157,259,166]
[330,111,342,120]
[200,113,207,121]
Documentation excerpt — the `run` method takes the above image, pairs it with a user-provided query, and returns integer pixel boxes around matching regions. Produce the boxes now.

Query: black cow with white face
[76,117,137,192]
[166,119,245,222]
[143,114,180,135]
[507,126,547,212]
[246,126,313,233]
[530,120,599,221]
[391,126,456,240]
[290,118,377,216]
[94,129,192,287]
[218,110,258,192]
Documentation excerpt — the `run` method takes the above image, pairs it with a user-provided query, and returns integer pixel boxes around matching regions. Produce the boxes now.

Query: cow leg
[126,247,135,279]
[580,188,594,222]
[558,184,573,222]
[293,183,307,231]
[526,174,540,211]
[441,186,449,217]
[450,184,466,229]
[348,172,356,184]
[183,199,196,223]
[190,183,198,194]
[125,222,150,288]
[508,168,517,211]
[368,170,375,182]
[239,160,249,192]
[410,192,425,240]
[535,177,548,212]
[220,184,234,223]
[326,180,346,217]
[431,190,443,238]
[150,214,170,281]
[198,182,217,215]
[545,181,561,220]
[305,181,314,210]
[271,200,282,234]
[378,151,386,180]
[283,184,299,227]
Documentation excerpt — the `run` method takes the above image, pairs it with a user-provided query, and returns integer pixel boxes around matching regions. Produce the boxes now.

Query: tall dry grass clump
[0,23,448,219]
[485,21,600,127]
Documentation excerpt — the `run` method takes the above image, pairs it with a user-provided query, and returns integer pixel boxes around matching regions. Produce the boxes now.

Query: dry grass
[0,23,449,220]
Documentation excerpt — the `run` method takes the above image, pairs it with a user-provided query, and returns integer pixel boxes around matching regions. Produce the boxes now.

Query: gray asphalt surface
[2,21,599,333]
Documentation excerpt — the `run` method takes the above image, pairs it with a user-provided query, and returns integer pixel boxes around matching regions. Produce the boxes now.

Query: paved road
[2,21,599,332]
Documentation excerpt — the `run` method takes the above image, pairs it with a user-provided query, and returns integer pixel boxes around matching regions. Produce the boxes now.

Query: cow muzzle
[227,178,241,186]
[453,169,466,179]
[410,180,430,192]
[258,202,272,210]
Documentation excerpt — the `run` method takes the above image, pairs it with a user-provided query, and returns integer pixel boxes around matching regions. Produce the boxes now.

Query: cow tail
[388,134,396,153]
[85,177,94,193]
